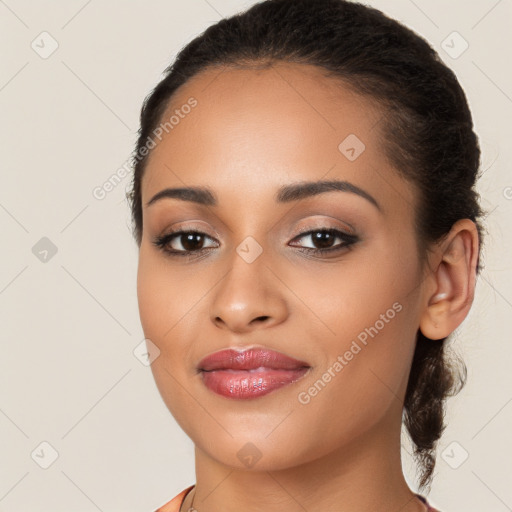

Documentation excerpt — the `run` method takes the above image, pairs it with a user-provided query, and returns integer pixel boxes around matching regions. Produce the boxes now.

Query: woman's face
[137,62,430,470]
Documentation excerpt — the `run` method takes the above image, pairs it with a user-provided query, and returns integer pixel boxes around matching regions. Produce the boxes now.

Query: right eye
[152,229,219,258]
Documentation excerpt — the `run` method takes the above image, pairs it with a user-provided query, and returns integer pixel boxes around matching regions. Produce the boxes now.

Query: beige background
[0,1,511,510]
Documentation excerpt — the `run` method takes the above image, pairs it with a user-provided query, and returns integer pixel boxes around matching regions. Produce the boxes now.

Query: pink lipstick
[197,348,310,399]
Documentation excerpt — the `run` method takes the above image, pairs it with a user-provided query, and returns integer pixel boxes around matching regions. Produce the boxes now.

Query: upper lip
[197,347,310,371]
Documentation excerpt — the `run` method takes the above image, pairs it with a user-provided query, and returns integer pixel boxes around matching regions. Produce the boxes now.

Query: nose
[209,248,288,333]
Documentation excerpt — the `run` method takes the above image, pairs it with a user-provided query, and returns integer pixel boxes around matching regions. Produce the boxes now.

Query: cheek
[136,247,214,371]
[286,286,417,464]
[136,256,168,340]
[136,251,200,428]
[136,247,195,341]
[291,236,419,341]
[135,245,191,355]
[289,242,420,403]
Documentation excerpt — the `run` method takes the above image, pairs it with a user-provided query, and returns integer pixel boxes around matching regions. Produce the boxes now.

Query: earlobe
[419,219,479,341]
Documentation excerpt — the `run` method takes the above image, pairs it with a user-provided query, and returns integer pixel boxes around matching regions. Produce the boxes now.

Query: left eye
[289,228,358,252]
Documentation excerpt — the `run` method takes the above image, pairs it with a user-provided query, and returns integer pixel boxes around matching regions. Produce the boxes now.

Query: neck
[184,410,426,512]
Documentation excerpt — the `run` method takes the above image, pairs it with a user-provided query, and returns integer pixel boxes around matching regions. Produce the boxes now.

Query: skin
[136,62,479,512]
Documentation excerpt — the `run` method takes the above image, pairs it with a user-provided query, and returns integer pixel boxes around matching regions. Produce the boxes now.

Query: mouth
[197,347,311,399]
[197,347,310,371]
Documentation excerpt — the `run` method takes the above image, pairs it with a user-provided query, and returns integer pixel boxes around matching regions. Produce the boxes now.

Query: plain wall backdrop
[1,1,511,511]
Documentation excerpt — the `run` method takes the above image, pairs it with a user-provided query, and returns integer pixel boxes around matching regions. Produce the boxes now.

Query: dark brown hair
[127,0,486,492]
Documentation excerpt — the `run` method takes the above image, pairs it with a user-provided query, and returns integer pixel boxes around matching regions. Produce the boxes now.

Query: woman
[127,0,485,510]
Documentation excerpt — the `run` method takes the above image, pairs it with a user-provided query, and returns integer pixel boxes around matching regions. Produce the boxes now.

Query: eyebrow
[145,179,381,212]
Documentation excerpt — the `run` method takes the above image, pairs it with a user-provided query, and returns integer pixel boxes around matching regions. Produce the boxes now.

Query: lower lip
[200,367,310,399]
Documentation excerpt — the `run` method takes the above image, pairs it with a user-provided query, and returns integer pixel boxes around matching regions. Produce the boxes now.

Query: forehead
[141,62,416,216]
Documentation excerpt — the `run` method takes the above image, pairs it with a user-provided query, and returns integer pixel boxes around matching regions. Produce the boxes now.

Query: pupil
[314,231,333,249]
[182,233,203,251]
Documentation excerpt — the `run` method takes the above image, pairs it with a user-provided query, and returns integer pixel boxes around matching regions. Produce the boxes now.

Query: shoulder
[154,485,195,512]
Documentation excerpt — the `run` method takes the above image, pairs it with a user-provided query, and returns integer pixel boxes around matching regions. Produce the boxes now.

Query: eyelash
[152,227,359,260]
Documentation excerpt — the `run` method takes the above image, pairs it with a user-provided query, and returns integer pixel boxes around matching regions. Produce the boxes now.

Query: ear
[419,219,480,341]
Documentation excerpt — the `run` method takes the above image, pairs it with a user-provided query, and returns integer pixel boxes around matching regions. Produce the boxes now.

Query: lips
[197,348,311,399]
[197,347,310,372]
